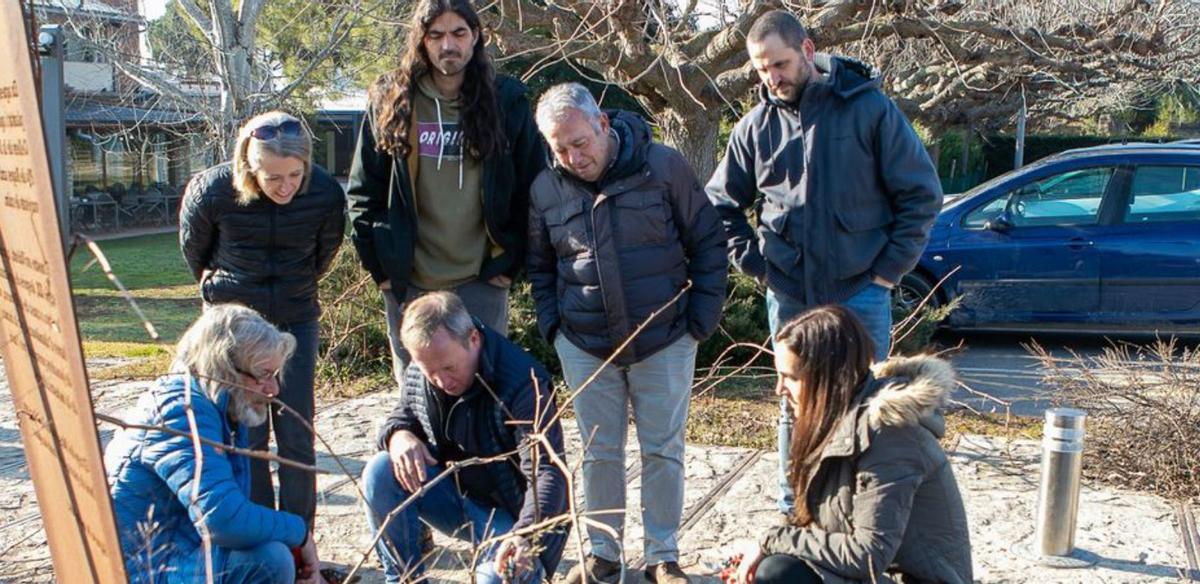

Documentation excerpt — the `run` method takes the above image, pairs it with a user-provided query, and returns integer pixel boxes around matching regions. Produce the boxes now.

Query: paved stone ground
[0,362,1197,583]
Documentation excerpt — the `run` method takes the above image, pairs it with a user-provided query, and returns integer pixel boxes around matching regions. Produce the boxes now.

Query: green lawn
[70,232,198,358]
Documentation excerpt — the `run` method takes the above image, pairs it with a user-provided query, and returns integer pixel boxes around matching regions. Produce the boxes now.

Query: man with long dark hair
[348,0,546,387]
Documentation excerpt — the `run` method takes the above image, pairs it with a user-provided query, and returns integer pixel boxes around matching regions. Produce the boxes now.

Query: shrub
[697,272,771,370]
[508,280,560,376]
[317,237,943,397]
[1029,338,1200,499]
[316,244,391,396]
[890,298,959,357]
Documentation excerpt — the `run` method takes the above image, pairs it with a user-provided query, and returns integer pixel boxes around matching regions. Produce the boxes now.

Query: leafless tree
[46,0,378,157]
[485,0,1200,178]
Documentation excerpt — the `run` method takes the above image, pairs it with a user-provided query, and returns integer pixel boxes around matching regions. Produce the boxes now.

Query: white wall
[65,62,114,93]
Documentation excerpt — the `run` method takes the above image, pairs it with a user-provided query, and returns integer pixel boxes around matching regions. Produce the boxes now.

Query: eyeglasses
[235,366,282,386]
[249,120,303,141]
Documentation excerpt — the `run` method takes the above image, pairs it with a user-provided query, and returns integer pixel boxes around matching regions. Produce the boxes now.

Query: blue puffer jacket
[104,374,307,583]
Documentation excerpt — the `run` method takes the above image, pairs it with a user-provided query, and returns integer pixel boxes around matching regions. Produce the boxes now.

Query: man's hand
[489,274,513,289]
[379,279,392,291]
[871,274,895,289]
[731,539,764,584]
[294,533,327,584]
[494,536,533,583]
[388,430,436,493]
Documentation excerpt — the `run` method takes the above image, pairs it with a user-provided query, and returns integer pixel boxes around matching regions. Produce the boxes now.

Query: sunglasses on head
[250,120,303,141]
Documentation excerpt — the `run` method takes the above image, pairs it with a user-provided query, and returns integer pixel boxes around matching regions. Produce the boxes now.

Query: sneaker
[644,561,690,584]
[562,554,622,584]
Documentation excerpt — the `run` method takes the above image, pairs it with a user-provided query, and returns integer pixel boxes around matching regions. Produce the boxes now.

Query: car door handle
[1066,237,1094,251]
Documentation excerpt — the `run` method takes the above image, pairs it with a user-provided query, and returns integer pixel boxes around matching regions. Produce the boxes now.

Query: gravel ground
[0,360,1195,583]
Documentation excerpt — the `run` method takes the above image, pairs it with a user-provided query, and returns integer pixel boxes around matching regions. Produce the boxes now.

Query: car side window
[962,197,1007,228]
[1126,165,1200,223]
[963,167,1115,229]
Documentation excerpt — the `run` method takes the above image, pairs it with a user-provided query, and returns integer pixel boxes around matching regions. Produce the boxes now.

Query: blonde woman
[180,111,345,531]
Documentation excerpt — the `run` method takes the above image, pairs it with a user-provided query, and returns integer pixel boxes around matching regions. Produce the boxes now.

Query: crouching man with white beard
[104,304,326,584]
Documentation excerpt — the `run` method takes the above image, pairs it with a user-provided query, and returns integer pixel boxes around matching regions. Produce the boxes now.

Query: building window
[69,133,104,192]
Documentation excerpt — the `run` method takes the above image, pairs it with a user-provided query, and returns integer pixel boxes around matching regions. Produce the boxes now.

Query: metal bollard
[1034,408,1087,557]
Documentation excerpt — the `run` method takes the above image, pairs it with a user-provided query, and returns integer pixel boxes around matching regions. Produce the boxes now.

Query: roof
[316,91,367,113]
[65,98,203,127]
[33,0,142,22]
[1053,141,1200,160]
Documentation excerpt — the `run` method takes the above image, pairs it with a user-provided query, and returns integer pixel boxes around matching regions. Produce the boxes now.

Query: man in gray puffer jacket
[527,83,727,584]
[706,10,943,519]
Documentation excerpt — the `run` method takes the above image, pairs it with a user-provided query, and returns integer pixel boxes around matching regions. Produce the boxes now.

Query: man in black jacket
[361,292,567,584]
[705,10,942,518]
[527,83,727,584]
[346,0,546,388]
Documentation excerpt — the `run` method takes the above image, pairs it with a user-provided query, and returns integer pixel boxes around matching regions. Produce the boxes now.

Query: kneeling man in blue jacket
[362,291,569,583]
[105,304,325,584]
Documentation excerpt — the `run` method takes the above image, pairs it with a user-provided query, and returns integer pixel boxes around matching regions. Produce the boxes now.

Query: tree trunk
[656,108,723,183]
[927,140,942,169]
[960,124,972,176]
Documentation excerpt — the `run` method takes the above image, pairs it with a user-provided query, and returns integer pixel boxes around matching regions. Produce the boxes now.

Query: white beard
[231,391,270,427]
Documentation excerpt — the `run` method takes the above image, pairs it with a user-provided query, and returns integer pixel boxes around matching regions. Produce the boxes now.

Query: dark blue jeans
[361,452,544,584]
[767,284,892,514]
[221,541,296,584]
[249,319,318,528]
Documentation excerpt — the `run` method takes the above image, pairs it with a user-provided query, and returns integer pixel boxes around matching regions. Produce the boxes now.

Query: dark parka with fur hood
[761,355,973,584]
[526,110,728,365]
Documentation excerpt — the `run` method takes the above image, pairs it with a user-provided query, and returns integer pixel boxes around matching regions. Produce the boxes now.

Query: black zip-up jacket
[706,54,942,305]
[375,321,568,577]
[346,74,546,301]
[180,162,346,325]
[527,110,728,365]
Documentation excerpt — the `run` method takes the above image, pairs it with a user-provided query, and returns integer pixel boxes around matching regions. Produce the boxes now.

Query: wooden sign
[0,5,127,583]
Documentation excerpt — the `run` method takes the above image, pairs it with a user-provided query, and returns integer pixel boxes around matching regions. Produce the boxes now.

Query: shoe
[420,522,435,557]
[319,566,358,584]
[562,554,622,584]
[644,561,690,584]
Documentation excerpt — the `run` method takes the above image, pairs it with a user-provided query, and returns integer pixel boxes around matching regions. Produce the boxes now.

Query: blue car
[898,141,1200,335]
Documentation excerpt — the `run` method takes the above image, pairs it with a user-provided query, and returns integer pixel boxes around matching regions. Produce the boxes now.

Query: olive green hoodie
[409,74,486,289]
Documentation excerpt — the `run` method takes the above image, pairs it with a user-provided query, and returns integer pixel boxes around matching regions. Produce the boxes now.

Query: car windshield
[943,173,1013,211]
[943,158,1060,211]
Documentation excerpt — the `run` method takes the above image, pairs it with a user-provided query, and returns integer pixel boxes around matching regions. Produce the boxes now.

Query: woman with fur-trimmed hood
[732,305,973,584]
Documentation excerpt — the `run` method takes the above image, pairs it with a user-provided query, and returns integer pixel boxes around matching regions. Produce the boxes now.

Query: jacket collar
[818,355,957,460]
[757,53,881,111]
[465,317,499,401]
[181,374,239,441]
[551,109,653,194]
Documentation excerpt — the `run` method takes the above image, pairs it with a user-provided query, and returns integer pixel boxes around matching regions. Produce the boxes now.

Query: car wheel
[894,272,938,315]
